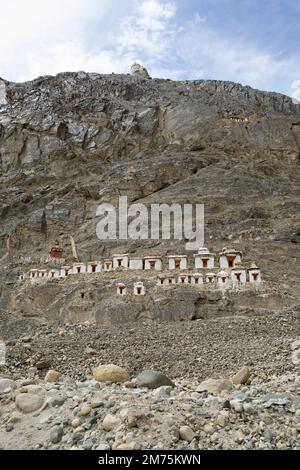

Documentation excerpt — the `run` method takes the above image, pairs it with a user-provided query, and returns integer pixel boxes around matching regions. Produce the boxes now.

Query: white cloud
[18,43,134,82]
[0,0,113,81]
[0,0,178,81]
[117,0,178,58]
[137,0,176,30]
[291,80,300,102]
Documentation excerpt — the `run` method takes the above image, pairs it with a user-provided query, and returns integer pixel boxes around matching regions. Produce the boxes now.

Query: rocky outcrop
[130,63,151,79]
[0,71,299,321]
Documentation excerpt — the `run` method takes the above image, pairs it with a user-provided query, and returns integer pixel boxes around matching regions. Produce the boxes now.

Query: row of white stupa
[20,247,262,284]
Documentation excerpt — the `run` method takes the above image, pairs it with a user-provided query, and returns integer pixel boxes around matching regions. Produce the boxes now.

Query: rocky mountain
[0,71,300,322]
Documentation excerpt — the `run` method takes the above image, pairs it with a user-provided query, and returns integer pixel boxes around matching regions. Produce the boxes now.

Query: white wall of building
[113,255,129,269]
[72,263,87,275]
[249,270,261,283]
[103,260,113,271]
[178,275,188,284]
[217,274,229,285]
[144,259,162,270]
[168,257,187,270]
[87,262,102,273]
[129,258,143,270]
[219,254,242,269]
[134,282,145,295]
[191,275,203,285]
[231,269,247,283]
[116,284,127,295]
[48,270,60,279]
[60,266,72,277]
[195,255,214,269]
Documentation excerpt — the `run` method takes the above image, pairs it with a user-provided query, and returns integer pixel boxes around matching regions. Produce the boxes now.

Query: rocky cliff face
[0,72,300,321]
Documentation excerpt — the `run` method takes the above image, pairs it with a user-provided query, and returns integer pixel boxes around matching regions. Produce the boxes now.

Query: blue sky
[0,0,299,100]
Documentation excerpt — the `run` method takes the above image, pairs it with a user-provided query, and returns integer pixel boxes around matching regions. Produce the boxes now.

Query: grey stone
[50,426,64,444]
[96,442,111,451]
[136,370,175,389]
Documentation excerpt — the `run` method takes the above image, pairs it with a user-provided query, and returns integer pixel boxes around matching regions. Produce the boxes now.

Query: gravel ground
[1,309,299,382]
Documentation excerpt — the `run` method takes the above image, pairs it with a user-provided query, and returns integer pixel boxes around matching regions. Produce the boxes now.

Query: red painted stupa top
[49,246,63,258]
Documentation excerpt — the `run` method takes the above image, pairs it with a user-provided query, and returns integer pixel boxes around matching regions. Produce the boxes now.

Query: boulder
[45,370,61,383]
[197,378,233,395]
[79,404,91,417]
[136,370,174,389]
[102,414,120,432]
[15,393,44,413]
[93,364,129,383]
[232,366,251,385]
[50,425,64,444]
[179,426,195,443]
[130,63,151,79]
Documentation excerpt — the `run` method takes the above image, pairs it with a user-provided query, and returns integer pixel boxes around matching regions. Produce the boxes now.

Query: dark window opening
[202,258,208,268]
[137,287,142,295]
[235,273,241,282]
[81,292,85,299]
[252,273,259,281]
[227,256,236,268]
[175,259,181,268]
[77,267,81,273]
[149,261,156,269]
[91,265,96,273]
[117,259,122,267]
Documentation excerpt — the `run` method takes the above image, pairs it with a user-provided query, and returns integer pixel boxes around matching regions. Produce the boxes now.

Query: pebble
[50,426,64,444]
[79,404,91,417]
[179,426,195,443]
[136,370,175,389]
[93,364,129,383]
[96,442,111,451]
[45,370,61,383]
[102,414,120,431]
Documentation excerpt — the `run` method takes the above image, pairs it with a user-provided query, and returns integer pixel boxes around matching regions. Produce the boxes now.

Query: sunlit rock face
[130,63,151,79]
